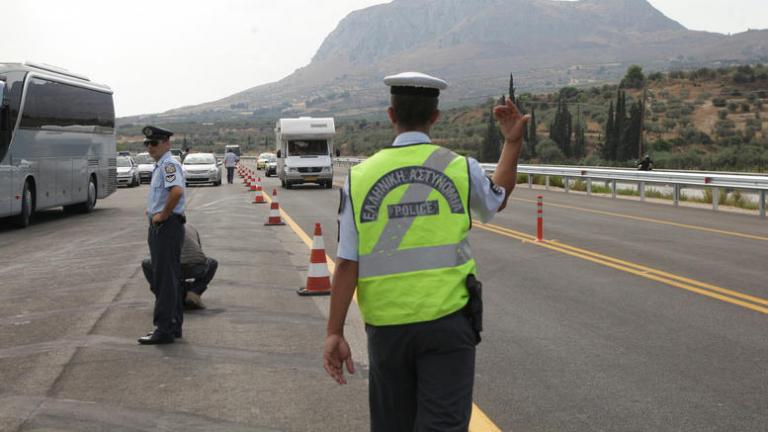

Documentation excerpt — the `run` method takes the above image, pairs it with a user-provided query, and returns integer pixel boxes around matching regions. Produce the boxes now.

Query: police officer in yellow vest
[323,72,530,431]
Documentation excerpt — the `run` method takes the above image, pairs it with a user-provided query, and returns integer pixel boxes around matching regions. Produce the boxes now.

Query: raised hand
[493,97,531,144]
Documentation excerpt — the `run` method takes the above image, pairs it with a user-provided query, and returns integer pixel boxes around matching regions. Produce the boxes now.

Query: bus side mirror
[276,149,282,158]
[336,149,341,157]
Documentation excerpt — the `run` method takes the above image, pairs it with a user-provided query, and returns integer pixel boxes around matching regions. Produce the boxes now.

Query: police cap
[142,125,174,141]
[384,72,448,98]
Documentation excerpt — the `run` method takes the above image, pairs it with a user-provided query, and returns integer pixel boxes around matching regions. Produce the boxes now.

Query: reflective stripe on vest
[351,144,475,326]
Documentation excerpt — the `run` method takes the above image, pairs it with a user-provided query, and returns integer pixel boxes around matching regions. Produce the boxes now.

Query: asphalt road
[1,166,766,431]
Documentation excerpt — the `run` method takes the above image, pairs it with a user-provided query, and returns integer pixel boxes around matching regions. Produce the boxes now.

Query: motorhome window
[288,140,328,156]
[19,78,115,133]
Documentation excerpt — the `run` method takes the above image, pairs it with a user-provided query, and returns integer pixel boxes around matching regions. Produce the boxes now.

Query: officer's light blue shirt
[337,132,506,261]
[147,151,186,216]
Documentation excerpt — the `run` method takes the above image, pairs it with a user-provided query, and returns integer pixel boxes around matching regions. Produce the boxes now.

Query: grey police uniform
[147,149,187,338]
[337,130,506,431]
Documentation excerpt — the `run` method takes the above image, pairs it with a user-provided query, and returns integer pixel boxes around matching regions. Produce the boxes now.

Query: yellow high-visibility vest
[350,144,476,326]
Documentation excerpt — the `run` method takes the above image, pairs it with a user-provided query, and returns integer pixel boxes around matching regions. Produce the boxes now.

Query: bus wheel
[67,176,97,214]
[13,181,34,228]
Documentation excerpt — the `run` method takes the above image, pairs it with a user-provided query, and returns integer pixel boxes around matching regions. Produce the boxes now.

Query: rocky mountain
[145,0,768,122]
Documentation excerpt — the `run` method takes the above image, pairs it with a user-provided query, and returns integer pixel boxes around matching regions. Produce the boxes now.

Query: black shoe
[146,328,181,338]
[138,331,175,345]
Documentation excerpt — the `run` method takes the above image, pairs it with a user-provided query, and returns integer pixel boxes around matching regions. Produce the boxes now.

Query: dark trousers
[226,167,235,184]
[142,257,218,296]
[147,215,184,336]
[366,311,476,432]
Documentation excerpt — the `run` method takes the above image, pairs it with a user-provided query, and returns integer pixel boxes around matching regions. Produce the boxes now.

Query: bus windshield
[288,140,328,156]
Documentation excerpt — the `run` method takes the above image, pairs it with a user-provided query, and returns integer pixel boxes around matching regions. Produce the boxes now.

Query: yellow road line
[509,197,768,242]
[259,186,502,432]
[474,221,768,315]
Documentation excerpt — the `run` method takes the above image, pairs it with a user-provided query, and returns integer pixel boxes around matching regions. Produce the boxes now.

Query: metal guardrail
[334,158,768,218]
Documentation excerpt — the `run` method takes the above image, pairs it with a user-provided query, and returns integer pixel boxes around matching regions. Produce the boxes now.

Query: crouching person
[143,224,218,310]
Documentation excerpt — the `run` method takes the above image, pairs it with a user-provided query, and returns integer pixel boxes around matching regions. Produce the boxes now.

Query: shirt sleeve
[468,157,505,223]
[163,161,185,189]
[336,177,359,262]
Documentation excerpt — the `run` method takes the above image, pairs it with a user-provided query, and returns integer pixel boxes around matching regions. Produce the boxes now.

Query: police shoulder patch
[166,174,177,183]
[165,164,177,174]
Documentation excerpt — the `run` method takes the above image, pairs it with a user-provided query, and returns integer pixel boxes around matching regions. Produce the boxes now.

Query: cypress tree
[526,106,538,158]
[509,74,516,106]
[480,101,502,162]
[602,101,616,160]
[573,106,586,159]
[550,97,572,158]
[620,100,643,161]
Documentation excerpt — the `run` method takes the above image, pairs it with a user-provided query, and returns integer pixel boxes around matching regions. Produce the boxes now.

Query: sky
[1,0,766,117]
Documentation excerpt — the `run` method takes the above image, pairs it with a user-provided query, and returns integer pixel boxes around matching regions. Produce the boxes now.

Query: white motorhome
[275,117,338,189]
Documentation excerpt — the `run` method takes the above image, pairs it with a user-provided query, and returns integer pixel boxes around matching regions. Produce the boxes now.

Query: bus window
[19,78,115,134]
[288,140,327,156]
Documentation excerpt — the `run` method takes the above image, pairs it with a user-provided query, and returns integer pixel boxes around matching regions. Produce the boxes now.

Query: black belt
[169,214,187,224]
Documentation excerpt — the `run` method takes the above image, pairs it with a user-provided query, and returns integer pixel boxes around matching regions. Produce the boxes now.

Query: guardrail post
[611,180,617,199]
[564,176,570,193]
[712,188,719,212]
[587,179,592,196]
[639,181,645,201]
[760,190,766,218]
[673,185,680,207]
[545,176,550,190]
[528,174,533,189]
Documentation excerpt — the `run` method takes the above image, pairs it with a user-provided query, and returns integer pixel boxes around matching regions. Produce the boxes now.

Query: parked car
[257,152,275,170]
[134,152,155,183]
[116,156,140,187]
[182,153,222,186]
[265,156,278,177]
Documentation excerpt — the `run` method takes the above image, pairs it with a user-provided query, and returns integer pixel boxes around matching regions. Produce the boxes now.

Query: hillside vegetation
[118,65,768,172]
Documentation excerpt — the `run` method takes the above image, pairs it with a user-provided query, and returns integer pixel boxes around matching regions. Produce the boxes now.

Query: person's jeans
[226,167,235,184]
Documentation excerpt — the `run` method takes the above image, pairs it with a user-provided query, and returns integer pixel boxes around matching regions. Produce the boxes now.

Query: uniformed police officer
[323,72,529,431]
[139,125,187,345]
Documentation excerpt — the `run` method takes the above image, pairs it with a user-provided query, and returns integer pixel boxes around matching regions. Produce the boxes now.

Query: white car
[134,152,155,184]
[182,153,222,186]
[116,156,140,187]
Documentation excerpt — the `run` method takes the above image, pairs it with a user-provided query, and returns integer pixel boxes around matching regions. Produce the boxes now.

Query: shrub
[712,97,727,107]
[537,138,565,164]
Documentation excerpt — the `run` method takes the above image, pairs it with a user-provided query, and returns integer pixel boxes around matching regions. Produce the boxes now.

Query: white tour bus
[0,62,117,227]
[275,117,338,189]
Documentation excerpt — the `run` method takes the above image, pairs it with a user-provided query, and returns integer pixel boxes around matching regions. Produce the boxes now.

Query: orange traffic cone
[264,189,285,226]
[255,177,263,192]
[298,223,331,296]
[252,188,266,204]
